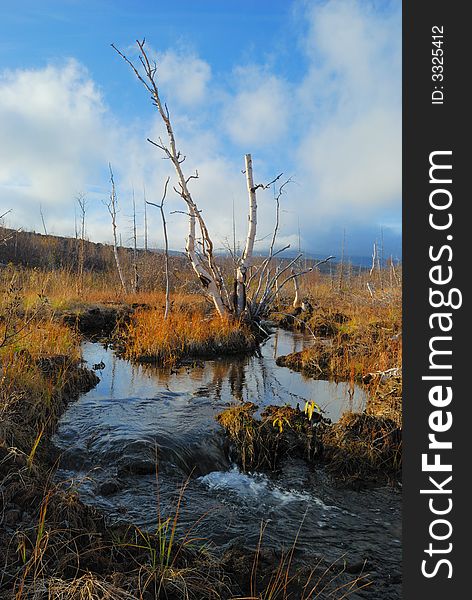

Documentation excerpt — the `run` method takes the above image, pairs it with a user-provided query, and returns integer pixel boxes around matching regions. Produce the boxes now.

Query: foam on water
[199,466,334,510]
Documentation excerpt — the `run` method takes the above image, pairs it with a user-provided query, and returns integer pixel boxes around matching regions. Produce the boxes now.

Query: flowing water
[53,330,401,590]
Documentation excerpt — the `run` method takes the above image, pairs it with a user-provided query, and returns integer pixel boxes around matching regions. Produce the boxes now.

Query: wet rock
[117,460,156,476]
[115,439,159,477]
[346,559,370,574]
[98,479,121,496]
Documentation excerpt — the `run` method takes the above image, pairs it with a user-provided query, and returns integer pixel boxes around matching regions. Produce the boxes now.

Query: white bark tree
[146,177,171,319]
[113,40,334,323]
[132,189,140,293]
[113,40,229,317]
[105,163,127,294]
[76,193,87,294]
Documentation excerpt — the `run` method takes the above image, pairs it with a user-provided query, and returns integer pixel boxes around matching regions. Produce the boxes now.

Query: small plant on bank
[216,402,326,473]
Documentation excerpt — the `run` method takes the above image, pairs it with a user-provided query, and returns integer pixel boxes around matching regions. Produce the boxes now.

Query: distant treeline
[0,227,118,271]
[1,226,372,295]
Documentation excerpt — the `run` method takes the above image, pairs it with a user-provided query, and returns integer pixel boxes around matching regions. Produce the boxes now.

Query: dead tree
[113,39,333,322]
[146,177,171,318]
[0,210,14,246]
[76,193,87,293]
[105,164,127,293]
[132,189,140,293]
[143,184,148,253]
[113,40,232,316]
[39,204,48,235]
[292,268,301,309]
[367,241,377,298]
[338,228,346,293]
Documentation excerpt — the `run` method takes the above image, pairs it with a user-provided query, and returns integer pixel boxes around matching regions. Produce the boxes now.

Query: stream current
[53,330,401,592]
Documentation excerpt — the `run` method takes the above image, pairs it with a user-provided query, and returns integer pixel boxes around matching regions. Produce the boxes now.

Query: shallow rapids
[53,330,400,588]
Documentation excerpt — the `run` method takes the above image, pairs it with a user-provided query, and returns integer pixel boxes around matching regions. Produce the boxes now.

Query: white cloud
[295,0,401,221]
[223,66,289,147]
[0,2,401,257]
[0,59,115,231]
[299,108,401,215]
[153,49,211,107]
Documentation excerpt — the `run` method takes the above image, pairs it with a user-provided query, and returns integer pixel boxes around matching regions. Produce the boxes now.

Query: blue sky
[0,0,401,259]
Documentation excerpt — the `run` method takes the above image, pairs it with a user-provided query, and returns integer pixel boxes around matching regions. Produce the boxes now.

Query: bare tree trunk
[106,163,127,293]
[113,41,230,317]
[113,40,334,324]
[274,260,279,301]
[143,184,148,253]
[370,241,377,278]
[235,153,257,315]
[147,177,171,319]
[338,228,346,293]
[292,269,301,309]
[242,154,257,264]
[368,241,377,298]
[132,190,140,293]
[76,193,86,294]
[39,204,48,235]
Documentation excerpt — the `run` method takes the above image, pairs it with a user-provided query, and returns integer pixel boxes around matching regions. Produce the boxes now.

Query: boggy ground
[0,342,370,599]
[1,284,373,599]
[267,280,402,486]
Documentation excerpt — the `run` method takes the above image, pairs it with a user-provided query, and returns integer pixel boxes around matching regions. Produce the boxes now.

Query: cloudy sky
[0,0,401,259]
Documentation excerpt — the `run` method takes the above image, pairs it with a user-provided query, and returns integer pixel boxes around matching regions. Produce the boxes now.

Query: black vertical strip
[403,1,468,597]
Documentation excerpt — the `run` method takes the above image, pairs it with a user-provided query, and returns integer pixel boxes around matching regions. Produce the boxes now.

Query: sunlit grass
[124,308,255,365]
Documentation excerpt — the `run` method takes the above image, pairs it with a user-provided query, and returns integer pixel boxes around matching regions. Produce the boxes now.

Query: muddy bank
[274,304,349,337]
[0,355,99,457]
[216,402,325,472]
[0,356,232,599]
[274,342,402,485]
[59,303,135,340]
[59,303,261,367]
[216,401,401,487]
[276,343,402,421]
[1,339,390,599]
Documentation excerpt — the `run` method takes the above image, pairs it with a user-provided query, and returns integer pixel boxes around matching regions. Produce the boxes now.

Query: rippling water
[53,330,400,581]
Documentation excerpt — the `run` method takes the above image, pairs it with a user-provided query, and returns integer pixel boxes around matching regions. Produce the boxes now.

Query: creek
[53,329,401,590]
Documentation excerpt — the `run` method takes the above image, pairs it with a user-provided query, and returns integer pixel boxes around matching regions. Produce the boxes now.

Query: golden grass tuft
[216,403,324,472]
[21,574,137,599]
[123,308,256,365]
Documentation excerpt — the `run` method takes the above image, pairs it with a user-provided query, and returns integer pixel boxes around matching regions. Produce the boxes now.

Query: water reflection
[78,330,365,422]
[53,330,400,573]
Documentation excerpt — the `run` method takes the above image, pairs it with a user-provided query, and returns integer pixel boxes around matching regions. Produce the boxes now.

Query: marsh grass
[123,308,256,366]
[319,412,402,484]
[3,449,229,600]
[272,268,401,382]
[0,263,401,596]
[216,402,324,472]
[233,518,371,600]
[0,264,209,313]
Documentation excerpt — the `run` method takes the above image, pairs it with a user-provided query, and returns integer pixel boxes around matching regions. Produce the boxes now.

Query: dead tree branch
[146,176,171,318]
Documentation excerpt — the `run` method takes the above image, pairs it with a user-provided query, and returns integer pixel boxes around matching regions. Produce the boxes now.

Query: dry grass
[320,412,402,484]
[0,278,95,461]
[221,519,372,600]
[274,271,402,426]
[216,402,324,472]
[123,308,256,366]
[0,264,209,313]
[20,573,138,599]
[0,263,401,595]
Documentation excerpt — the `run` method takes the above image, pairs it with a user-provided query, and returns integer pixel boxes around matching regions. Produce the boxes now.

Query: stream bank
[49,330,401,599]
